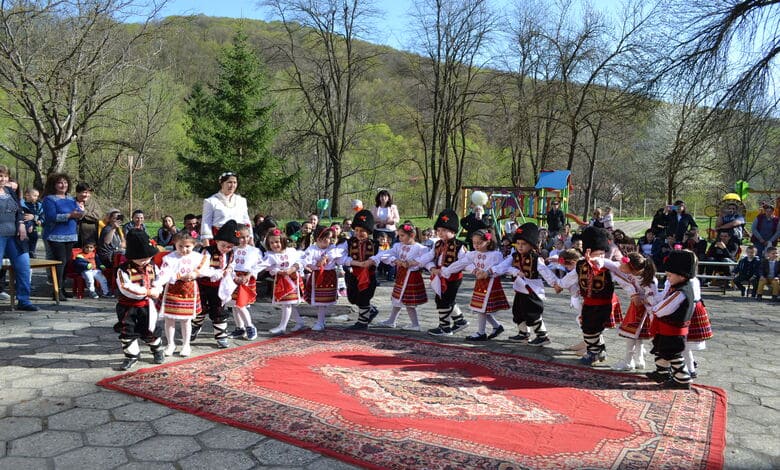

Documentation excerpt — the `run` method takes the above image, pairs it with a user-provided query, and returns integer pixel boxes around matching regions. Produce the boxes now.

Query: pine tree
[179,31,294,202]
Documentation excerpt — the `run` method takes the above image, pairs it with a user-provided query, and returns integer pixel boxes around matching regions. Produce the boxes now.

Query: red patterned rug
[98,330,726,469]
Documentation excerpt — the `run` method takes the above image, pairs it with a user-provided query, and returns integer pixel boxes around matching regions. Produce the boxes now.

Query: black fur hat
[434,209,459,233]
[352,210,374,234]
[664,250,697,279]
[125,229,158,259]
[215,219,240,245]
[580,226,610,252]
[512,222,539,247]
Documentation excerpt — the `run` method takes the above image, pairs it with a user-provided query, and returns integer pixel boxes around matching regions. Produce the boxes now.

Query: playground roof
[535,170,571,190]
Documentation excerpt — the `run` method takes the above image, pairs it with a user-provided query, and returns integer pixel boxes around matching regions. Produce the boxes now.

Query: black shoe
[465,333,488,341]
[529,336,551,346]
[120,357,139,371]
[56,293,68,302]
[487,325,504,339]
[17,303,39,312]
[509,332,529,342]
[660,378,691,390]
[346,322,368,330]
[367,306,380,323]
[190,326,203,342]
[427,326,453,336]
[152,350,165,364]
[450,319,469,333]
[645,370,671,383]
[63,291,74,298]
[690,371,698,379]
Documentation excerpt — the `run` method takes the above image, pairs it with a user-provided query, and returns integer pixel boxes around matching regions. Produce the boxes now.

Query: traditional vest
[348,238,377,262]
[199,245,233,288]
[512,251,539,279]
[434,238,464,281]
[576,259,614,303]
[656,282,694,335]
[117,261,157,307]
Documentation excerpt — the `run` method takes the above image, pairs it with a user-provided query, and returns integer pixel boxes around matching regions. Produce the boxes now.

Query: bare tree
[263,0,377,217]
[408,0,493,215]
[0,0,167,189]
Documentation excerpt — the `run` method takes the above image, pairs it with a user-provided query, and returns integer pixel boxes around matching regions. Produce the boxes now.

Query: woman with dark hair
[201,171,252,246]
[371,189,400,242]
[155,215,178,247]
[42,172,84,301]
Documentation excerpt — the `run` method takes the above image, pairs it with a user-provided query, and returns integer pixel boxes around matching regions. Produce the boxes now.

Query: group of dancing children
[113,209,711,390]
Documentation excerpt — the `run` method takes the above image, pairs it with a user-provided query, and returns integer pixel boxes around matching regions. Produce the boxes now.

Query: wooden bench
[7,258,62,310]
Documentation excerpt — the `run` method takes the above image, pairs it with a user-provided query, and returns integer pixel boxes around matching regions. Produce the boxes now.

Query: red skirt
[162,280,201,318]
[687,300,713,342]
[392,267,428,306]
[232,271,257,308]
[470,277,510,313]
[604,294,623,328]
[617,302,652,339]
[273,272,302,304]
[304,269,338,305]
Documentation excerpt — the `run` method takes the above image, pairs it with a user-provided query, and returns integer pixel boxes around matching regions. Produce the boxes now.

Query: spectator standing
[667,200,697,243]
[0,166,38,310]
[589,208,604,228]
[75,182,102,247]
[546,200,565,239]
[201,171,252,246]
[371,190,400,243]
[461,205,490,250]
[42,172,83,301]
[751,203,779,257]
[650,207,671,237]
[602,206,615,231]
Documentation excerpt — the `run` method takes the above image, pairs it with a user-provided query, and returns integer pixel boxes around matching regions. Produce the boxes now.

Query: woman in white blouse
[201,172,253,245]
[371,189,400,242]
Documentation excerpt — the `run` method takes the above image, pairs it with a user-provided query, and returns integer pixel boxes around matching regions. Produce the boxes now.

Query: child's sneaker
[402,324,421,332]
[245,326,258,340]
[427,326,452,336]
[180,345,191,357]
[611,359,635,371]
[375,319,397,328]
[119,357,138,371]
[509,332,529,342]
[312,321,326,331]
[228,328,246,339]
[450,319,469,333]
[87,290,99,299]
[163,344,176,357]
[465,333,488,341]
[528,336,551,346]
[579,351,599,366]
[269,326,286,335]
[189,326,202,342]
[291,320,307,332]
[153,350,165,364]
[216,338,229,349]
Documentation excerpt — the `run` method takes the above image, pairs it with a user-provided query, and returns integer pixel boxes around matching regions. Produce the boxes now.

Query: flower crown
[271,228,282,236]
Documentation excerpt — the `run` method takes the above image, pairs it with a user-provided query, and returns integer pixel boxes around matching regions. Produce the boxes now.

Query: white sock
[623,339,636,363]
[291,306,302,323]
[181,320,192,349]
[233,307,245,329]
[165,318,176,346]
[238,306,253,329]
[317,306,327,325]
[486,314,500,328]
[406,307,419,327]
[277,306,292,330]
[683,348,696,373]
[477,313,487,335]
[634,341,646,363]
[387,307,401,324]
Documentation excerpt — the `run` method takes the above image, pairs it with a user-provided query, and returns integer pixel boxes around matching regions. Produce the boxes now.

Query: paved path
[1,272,778,469]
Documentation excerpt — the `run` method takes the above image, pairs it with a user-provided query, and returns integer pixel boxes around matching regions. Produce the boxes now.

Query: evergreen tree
[179,30,294,202]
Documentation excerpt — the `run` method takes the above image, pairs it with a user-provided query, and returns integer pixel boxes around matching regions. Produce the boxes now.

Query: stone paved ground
[0,271,778,469]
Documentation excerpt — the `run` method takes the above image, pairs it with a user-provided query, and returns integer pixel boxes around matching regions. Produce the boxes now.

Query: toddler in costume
[303,226,345,331]
[442,229,509,341]
[113,230,164,370]
[558,227,617,366]
[258,228,306,334]
[156,232,213,357]
[672,276,712,379]
[646,250,697,389]
[371,223,428,331]
[343,210,381,330]
[73,241,111,298]
[193,220,239,348]
[417,209,469,336]
[610,252,658,372]
[493,223,559,345]
[225,223,265,340]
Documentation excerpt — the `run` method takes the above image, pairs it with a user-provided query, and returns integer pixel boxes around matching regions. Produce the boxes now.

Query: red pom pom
[485,233,492,240]
[621,256,630,264]
[271,228,281,236]
[516,228,523,234]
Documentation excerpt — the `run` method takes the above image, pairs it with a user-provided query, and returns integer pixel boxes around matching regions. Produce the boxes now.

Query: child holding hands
[303,226,344,331]
[442,229,509,340]
[226,223,265,340]
[611,252,658,371]
[258,228,306,334]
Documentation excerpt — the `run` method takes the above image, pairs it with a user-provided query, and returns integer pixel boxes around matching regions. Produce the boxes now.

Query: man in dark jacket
[546,200,566,240]
[666,200,697,243]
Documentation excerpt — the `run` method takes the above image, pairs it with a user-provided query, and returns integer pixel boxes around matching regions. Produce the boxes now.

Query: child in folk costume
[192,220,239,349]
[645,250,697,389]
[442,229,510,341]
[684,276,713,379]
[493,223,559,346]
[113,230,165,371]
[225,223,265,340]
[258,228,306,334]
[554,249,587,354]
[558,227,617,366]
[610,252,658,372]
[371,223,428,331]
[157,232,213,357]
[417,209,469,336]
[302,226,344,331]
[343,210,381,330]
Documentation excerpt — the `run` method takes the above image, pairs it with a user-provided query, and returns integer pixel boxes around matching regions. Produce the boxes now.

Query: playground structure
[461,170,580,236]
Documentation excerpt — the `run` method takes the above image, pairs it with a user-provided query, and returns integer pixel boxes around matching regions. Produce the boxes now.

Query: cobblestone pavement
[0,273,778,469]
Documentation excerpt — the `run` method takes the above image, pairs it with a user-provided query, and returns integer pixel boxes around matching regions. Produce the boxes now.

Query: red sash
[274,273,298,299]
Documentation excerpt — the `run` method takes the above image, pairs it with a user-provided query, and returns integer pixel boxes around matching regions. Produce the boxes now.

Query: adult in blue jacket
[42,173,84,301]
